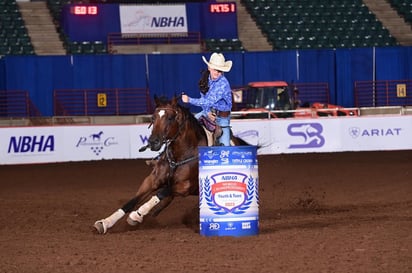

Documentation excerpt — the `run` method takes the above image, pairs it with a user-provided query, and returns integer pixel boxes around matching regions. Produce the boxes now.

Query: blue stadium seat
[241,0,399,49]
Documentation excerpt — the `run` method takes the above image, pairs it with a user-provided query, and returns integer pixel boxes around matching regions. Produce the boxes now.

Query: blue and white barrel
[198,146,259,237]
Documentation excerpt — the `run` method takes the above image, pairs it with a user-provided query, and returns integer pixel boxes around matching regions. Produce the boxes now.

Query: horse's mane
[177,102,207,141]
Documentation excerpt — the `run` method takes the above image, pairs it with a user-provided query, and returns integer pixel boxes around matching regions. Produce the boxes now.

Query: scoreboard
[63,2,238,42]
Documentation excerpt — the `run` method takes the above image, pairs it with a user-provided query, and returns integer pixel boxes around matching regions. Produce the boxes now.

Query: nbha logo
[8,135,55,153]
[151,17,185,27]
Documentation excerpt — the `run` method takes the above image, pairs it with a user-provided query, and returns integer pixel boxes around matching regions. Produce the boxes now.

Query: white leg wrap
[105,209,125,228]
[127,211,144,225]
[127,196,160,225]
[138,196,160,216]
[94,209,125,234]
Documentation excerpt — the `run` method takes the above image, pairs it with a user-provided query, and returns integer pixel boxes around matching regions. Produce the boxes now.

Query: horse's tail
[231,135,251,146]
[230,129,255,147]
[230,130,264,149]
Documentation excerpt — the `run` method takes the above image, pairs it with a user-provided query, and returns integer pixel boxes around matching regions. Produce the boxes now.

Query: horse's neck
[169,125,205,158]
[168,139,196,161]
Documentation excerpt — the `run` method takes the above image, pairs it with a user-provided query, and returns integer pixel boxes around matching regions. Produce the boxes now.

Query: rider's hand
[208,111,216,122]
[181,94,189,103]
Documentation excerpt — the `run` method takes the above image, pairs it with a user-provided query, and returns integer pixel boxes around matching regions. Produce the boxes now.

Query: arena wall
[0,115,411,165]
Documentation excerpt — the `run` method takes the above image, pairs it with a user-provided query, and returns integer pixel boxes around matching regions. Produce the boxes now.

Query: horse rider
[182,52,233,146]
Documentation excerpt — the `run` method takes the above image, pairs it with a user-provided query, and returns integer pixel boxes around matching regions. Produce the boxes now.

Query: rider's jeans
[216,116,230,146]
[195,111,206,120]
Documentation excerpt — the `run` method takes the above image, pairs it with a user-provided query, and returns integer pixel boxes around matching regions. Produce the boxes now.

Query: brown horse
[93,95,248,234]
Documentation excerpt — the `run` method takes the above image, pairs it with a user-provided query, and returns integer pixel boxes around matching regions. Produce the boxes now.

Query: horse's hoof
[127,211,143,226]
[93,220,108,234]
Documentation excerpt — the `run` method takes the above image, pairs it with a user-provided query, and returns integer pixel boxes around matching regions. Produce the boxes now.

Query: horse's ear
[154,95,160,106]
[171,96,178,106]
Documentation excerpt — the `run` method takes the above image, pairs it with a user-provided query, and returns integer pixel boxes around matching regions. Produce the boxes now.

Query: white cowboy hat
[202,53,232,72]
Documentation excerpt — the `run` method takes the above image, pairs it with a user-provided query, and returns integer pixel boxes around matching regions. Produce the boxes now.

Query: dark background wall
[1,2,412,116]
[1,47,412,116]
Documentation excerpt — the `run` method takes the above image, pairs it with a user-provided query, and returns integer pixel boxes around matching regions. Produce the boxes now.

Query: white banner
[63,125,131,161]
[119,5,188,34]
[0,126,64,165]
[230,116,412,154]
[339,116,412,151]
[1,116,411,165]
[266,118,343,154]
[231,119,273,154]
[130,123,163,159]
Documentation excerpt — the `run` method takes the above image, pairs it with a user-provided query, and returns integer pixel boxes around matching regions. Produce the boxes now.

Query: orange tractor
[232,81,358,119]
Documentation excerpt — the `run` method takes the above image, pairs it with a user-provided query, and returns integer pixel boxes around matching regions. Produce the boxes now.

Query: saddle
[198,115,222,146]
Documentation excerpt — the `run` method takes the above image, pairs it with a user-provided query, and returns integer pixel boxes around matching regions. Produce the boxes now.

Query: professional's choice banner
[119,5,188,34]
[62,126,130,161]
[0,116,411,165]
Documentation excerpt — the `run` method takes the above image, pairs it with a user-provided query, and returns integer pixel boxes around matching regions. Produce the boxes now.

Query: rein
[165,140,198,170]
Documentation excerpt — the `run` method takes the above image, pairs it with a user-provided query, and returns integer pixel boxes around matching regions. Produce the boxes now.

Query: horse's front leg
[128,178,193,223]
[93,164,167,234]
[93,191,153,235]
[127,171,195,224]
[126,186,172,225]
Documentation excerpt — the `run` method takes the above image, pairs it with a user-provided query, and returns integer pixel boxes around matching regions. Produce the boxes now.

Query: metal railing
[354,79,412,107]
[231,107,360,119]
[54,88,151,116]
[0,90,41,117]
[293,82,330,105]
[107,32,202,53]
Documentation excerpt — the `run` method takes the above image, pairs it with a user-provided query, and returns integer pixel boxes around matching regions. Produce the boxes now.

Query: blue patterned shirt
[188,74,232,112]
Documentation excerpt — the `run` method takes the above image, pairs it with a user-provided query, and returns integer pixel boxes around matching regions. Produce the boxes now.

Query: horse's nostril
[148,137,162,151]
[149,138,158,145]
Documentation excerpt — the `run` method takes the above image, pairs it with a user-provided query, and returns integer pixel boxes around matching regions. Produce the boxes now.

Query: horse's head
[147,96,185,151]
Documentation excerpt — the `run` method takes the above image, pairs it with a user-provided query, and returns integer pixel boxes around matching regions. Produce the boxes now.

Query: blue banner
[198,146,259,237]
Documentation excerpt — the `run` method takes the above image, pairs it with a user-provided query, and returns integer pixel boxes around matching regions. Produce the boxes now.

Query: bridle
[151,107,183,145]
[150,106,199,171]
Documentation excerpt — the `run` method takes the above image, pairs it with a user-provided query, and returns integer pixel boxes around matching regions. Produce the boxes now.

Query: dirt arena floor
[0,150,411,273]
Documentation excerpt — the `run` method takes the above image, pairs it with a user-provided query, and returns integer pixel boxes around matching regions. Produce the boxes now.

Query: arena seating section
[2,0,412,56]
[241,0,399,49]
[0,0,34,55]
[46,0,108,54]
[389,0,412,23]
[204,38,245,52]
